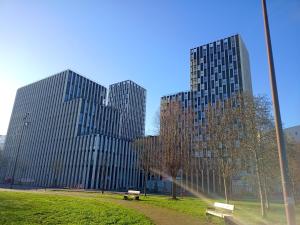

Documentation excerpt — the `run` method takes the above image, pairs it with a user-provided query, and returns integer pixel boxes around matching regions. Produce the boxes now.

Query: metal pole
[10,113,29,189]
[261,1,296,224]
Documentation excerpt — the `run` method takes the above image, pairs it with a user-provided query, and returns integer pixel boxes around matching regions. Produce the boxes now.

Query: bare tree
[286,138,300,204]
[239,94,275,217]
[192,152,205,193]
[160,101,194,199]
[133,136,158,196]
[205,98,241,203]
[258,129,279,210]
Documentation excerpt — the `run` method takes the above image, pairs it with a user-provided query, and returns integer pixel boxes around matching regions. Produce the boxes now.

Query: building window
[234,75,238,84]
[231,83,234,92]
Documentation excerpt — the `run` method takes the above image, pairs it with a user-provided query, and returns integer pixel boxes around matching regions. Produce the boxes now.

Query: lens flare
[149,168,279,225]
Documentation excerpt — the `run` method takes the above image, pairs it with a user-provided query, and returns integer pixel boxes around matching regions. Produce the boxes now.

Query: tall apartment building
[190,34,252,129]
[160,34,253,193]
[2,70,146,190]
[162,34,252,135]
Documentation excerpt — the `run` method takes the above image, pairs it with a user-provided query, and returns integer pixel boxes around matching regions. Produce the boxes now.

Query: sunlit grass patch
[0,190,153,225]
[100,192,300,225]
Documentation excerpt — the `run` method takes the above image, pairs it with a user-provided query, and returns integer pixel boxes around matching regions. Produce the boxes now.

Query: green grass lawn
[101,192,299,225]
[102,193,223,224]
[0,190,153,225]
[0,189,299,225]
[137,195,299,225]
[136,195,300,225]
[229,199,300,225]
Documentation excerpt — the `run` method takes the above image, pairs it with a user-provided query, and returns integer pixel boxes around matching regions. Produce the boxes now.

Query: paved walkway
[110,198,207,225]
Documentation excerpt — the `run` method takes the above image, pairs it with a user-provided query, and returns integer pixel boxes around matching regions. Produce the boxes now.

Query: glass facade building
[2,69,146,190]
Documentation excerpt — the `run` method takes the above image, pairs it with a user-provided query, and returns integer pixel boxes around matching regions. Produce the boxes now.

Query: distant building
[3,70,146,190]
[285,125,300,143]
[108,80,146,140]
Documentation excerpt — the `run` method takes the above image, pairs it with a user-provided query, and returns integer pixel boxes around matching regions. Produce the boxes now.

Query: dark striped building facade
[3,70,146,190]
[159,34,253,194]
[108,80,146,140]
[162,34,252,131]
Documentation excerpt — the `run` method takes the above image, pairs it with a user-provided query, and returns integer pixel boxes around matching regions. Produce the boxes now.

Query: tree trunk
[201,170,204,192]
[221,159,229,203]
[172,176,177,199]
[185,171,188,193]
[180,173,183,197]
[197,171,199,193]
[254,150,266,217]
[229,176,233,200]
[223,175,229,203]
[213,170,216,193]
[144,172,147,197]
[263,175,270,210]
[290,177,298,205]
[190,169,193,191]
[218,169,222,194]
[207,168,210,194]
[261,157,270,210]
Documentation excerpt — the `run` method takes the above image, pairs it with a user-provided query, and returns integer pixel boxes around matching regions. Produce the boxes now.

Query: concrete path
[110,198,209,225]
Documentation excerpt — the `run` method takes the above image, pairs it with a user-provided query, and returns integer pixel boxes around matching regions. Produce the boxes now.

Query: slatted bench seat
[206,202,234,218]
[123,190,140,200]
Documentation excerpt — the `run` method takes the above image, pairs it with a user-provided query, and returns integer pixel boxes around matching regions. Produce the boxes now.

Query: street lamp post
[10,112,30,189]
[261,1,296,224]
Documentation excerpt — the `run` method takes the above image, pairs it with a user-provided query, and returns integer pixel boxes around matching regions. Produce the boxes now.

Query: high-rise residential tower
[190,34,252,128]
[162,34,252,135]
[190,34,252,95]
[160,34,253,194]
[2,70,146,190]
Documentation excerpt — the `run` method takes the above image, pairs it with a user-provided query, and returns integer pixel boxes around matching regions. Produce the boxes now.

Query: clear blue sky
[0,0,299,135]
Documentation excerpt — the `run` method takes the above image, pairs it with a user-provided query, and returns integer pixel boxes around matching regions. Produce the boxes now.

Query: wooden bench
[206,202,234,218]
[123,190,140,200]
